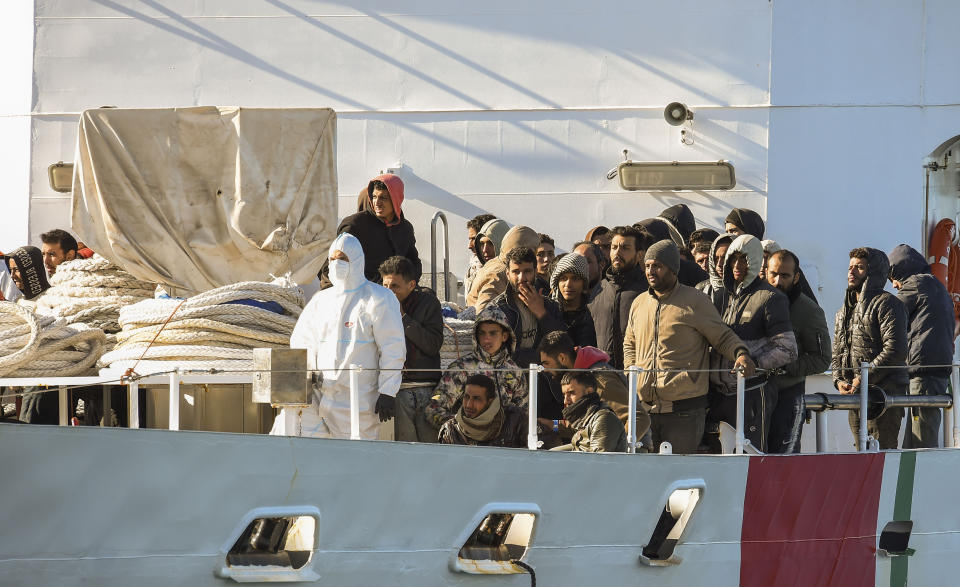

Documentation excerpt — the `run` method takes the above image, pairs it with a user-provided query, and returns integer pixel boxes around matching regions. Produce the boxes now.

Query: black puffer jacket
[888,244,955,377]
[832,248,908,392]
[588,264,648,369]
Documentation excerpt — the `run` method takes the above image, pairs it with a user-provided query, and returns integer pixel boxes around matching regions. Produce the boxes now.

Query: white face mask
[329,259,350,284]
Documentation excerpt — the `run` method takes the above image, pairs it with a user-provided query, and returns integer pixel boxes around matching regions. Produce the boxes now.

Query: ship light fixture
[47,161,74,193]
[617,160,736,191]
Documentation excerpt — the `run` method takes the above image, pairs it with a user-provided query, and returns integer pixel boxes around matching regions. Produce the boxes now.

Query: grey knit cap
[644,240,680,275]
[550,253,590,292]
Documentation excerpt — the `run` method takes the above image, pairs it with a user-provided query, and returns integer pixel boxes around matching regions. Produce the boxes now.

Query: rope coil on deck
[441,317,474,368]
[0,301,106,377]
[35,255,156,340]
[97,279,306,375]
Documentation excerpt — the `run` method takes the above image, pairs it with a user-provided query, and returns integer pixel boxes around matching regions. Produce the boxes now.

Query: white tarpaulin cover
[71,107,337,295]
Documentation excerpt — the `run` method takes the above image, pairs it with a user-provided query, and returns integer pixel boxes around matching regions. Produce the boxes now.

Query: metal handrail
[430,211,451,301]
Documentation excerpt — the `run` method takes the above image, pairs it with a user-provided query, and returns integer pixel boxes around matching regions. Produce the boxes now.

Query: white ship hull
[1,424,956,586]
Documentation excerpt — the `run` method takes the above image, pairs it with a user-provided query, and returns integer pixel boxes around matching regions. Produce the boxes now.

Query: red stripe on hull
[740,454,885,587]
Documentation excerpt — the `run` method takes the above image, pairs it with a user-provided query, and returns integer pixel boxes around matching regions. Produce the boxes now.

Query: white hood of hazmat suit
[271,232,406,439]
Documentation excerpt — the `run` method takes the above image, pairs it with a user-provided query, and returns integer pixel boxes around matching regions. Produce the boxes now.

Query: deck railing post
[349,364,360,440]
[168,369,180,431]
[128,381,139,429]
[58,386,68,426]
[627,366,639,454]
[735,370,745,455]
[815,410,827,453]
[859,362,870,452]
[527,365,539,451]
[952,364,960,448]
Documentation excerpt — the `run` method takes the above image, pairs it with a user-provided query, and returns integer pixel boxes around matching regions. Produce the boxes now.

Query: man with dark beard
[765,250,831,453]
[490,246,565,368]
[438,374,527,447]
[588,225,655,369]
[832,247,907,449]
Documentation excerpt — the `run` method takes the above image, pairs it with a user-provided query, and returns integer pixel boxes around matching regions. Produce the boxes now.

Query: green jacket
[774,290,831,388]
[552,393,626,453]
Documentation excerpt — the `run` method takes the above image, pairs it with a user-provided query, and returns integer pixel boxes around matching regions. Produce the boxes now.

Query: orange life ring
[929,218,954,287]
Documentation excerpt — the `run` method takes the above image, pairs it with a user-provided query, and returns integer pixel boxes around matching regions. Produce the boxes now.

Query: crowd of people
[285,172,957,454]
[2,172,956,455]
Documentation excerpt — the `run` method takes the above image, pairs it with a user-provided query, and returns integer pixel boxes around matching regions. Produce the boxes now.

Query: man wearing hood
[438,374,527,447]
[572,241,606,301]
[707,234,797,452]
[765,250,831,453]
[425,305,527,429]
[550,371,626,453]
[464,214,497,298]
[696,233,735,313]
[724,208,765,239]
[467,224,540,313]
[334,174,421,285]
[588,226,655,369]
[832,247,907,449]
[271,233,406,440]
[888,244,954,448]
[491,246,565,367]
[7,246,51,304]
[634,218,707,287]
[538,330,649,446]
[659,204,697,256]
[624,241,755,454]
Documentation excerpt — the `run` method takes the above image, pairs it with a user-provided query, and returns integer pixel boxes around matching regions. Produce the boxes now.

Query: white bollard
[627,366,639,454]
[859,362,870,452]
[349,364,360,440]
[735,370,745,455]
[168,370,180,431]
[527,364,539,451]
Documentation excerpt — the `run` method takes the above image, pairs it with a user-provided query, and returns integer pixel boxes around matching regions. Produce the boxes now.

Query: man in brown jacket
[623,241,755,454]
[466,225,541,313]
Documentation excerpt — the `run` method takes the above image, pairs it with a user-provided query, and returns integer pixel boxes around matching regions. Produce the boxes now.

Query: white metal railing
[3,364,959,455]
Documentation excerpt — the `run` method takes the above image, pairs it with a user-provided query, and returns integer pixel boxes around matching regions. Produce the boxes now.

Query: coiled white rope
[0,301,106,377]
[440,318,474,368]
[35,255,156,336]
[98,279,306,375]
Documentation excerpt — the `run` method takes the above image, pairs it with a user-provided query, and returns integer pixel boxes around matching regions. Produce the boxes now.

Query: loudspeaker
[664,102,693,126]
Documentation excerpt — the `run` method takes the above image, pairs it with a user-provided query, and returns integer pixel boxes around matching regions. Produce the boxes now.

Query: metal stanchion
[58,386,68,426]
[527,364,539,451]
[815,410,827,453]
[627,366,639,454]
[735,370,745,455]
[953,364,960,448]
[349,364,360,440]
[858,362,870,452]
[128,381,139,429]
[101,387,112,428]
[168,369,180,431]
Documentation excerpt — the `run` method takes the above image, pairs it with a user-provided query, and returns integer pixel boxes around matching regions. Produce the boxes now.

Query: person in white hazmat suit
[270,233,406,439]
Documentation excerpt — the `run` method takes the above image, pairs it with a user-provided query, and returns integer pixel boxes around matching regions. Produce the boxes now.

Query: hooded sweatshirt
[467,225,540,312]
[335,174,421,284]
[659,204,697,247]
[8,246,51,300]
[832,248,908,392]
[696,233,735,313]
[634,218,707,286]
[465,218,510,297]
[271,232,407,440]
[725,208,765,239]
[888,244,954,377]
[710,234,797,394]
[424,305,527,428]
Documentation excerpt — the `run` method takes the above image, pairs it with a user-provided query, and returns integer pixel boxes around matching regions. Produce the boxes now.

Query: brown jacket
[467,226,539,312]
[623,281,747,413]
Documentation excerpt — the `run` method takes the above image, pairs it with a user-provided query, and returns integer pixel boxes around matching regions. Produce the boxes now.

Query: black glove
[374,393,396,422]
